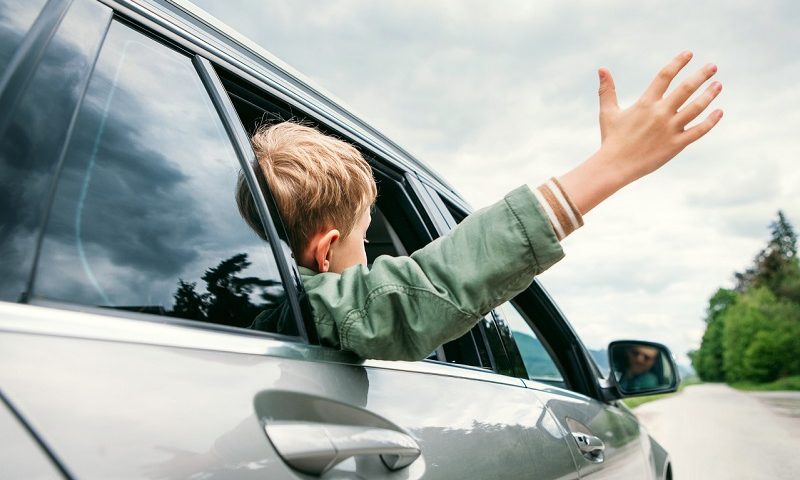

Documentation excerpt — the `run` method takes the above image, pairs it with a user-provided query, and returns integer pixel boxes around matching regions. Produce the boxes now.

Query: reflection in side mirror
[608,341,679,397]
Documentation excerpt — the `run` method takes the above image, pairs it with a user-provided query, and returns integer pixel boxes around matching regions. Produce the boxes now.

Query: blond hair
[237,122,377,256]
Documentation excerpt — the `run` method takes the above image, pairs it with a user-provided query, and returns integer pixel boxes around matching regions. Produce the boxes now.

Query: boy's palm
[597,51,723,183]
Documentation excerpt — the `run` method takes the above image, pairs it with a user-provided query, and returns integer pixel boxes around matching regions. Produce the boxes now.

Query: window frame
[210,65,451,349]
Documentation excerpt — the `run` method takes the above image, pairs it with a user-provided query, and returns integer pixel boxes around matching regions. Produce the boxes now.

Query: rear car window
[32,21,293,335]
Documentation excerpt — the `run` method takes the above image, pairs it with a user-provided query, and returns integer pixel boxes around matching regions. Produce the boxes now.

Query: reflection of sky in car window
[0,0,109,301]
[0,0,48,68]
[34,21,282,312]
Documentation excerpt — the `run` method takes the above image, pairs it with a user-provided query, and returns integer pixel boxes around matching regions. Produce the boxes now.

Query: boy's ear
[312,229,340,273]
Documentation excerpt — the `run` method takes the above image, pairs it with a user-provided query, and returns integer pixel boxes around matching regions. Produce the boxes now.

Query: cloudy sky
[192,0,799,364]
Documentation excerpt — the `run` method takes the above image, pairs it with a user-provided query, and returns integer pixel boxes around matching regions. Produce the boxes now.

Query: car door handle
[571,432,605,456]
[264,421,421,476]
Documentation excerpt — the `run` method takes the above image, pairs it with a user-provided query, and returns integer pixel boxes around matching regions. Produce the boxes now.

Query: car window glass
[496,302,564,384]
[0,0,48,71]
[0,0,109,302]
[34,21,295,335]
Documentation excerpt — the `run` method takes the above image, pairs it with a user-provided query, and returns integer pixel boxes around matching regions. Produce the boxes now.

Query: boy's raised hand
[558,51,723,215]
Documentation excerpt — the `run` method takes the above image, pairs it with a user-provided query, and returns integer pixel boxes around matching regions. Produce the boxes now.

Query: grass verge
[731,375,800,391]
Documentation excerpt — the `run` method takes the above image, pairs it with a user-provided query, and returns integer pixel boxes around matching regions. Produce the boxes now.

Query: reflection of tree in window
[168,253,282,329]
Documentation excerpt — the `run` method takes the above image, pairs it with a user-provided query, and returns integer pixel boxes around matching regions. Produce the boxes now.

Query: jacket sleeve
[304,185,565,361]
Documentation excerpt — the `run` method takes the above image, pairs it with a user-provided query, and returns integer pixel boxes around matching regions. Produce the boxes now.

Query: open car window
[216,67,496,368]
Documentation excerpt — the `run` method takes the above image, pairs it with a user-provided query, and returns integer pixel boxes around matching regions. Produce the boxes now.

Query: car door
[496,300,653,479]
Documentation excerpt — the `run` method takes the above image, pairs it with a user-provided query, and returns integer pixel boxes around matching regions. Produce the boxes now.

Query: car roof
[123,0,469,208]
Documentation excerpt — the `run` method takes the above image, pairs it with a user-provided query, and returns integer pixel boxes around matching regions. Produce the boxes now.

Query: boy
[238,52,723,361]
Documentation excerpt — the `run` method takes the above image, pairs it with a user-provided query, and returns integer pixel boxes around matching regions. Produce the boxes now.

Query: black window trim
[193,55,313,343]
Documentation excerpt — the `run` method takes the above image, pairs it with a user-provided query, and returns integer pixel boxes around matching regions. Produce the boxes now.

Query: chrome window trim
[364,359,524,387]
[1,301,526,386]
[3,301,339,361]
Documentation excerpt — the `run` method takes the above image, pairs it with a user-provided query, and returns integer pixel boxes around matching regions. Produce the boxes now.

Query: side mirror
[607,340,679,397]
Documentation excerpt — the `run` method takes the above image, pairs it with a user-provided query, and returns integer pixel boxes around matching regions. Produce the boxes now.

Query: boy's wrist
[557,147,629,215]
[533,178,584,240]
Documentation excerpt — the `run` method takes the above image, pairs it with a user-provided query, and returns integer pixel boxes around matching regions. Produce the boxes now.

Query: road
[634,383,800,479]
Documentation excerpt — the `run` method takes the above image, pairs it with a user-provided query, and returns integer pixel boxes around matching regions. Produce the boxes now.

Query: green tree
[722,287,773,382]
[722,287,800,383]
[736,210,800,301]
[695,211,800,385]
[741,299,800,382]
[692,288,737,381]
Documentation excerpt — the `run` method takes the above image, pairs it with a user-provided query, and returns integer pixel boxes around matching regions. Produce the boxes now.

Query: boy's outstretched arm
[303,52,723,361]
[559,51,723,215]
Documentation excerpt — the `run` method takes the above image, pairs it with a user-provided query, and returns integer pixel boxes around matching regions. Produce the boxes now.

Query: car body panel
[1,302,578,479]
[524,380,652,479]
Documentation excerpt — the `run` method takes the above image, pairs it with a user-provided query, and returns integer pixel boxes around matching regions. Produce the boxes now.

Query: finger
[674,81,722,126]
[666,63,718,111]
[682,109,723,144]
[643,51,693,101]
[598,67,619,113]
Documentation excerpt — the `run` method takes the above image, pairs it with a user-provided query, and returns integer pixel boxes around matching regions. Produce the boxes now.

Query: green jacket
[299,185,564,361]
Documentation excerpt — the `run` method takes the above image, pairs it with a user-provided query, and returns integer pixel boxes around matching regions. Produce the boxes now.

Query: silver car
[0,0,678,478]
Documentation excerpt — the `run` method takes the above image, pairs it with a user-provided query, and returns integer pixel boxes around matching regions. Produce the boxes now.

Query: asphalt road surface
[635,383,800,479]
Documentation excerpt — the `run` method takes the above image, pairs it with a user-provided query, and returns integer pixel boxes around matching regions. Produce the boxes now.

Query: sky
[191,0,800,364]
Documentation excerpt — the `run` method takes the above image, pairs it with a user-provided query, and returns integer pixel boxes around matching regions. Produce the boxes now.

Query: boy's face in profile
[327,208,372,274]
